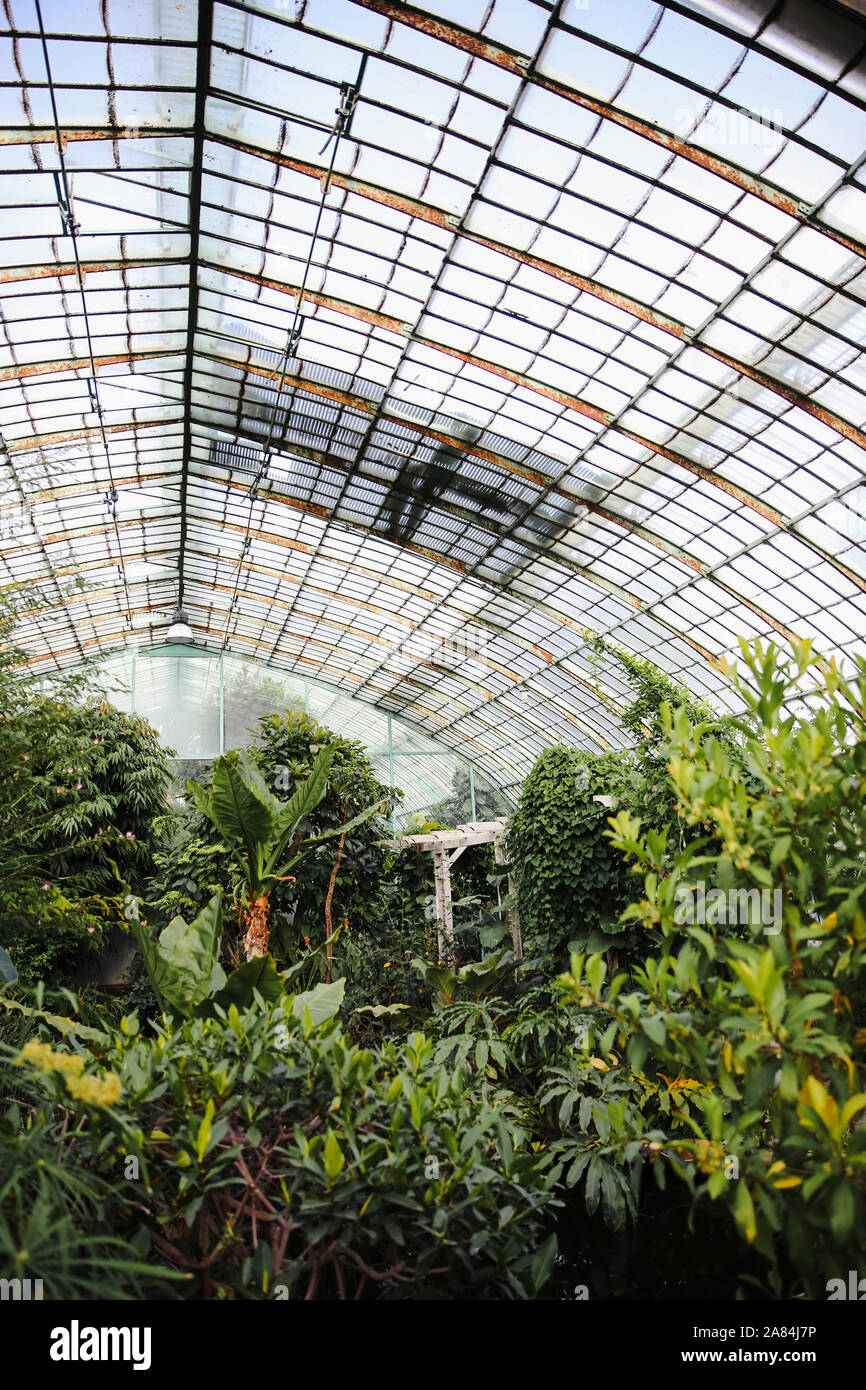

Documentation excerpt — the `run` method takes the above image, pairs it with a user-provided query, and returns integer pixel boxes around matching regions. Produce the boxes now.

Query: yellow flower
[66,1071,122,1107]
[18,1039,84,1076]
[17,1039,57,1071]
[383,962,391,968]
[17,1039,120,1106]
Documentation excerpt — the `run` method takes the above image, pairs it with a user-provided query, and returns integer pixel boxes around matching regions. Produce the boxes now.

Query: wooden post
[432,850,455,965]
[382,820,514,969]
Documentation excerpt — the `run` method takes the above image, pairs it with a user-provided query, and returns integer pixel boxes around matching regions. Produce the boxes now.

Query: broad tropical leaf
[291,976,345,1026]
[134,892,226,1017]
[237,749,281,817]
[207,758,275,869]
[203,954,286,1015]
[265,745,336,866]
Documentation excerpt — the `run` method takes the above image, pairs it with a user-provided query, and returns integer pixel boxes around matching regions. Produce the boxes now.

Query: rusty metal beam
[190,477,644,612]
[29,542,563,667]
[0,349,179,383]
[203,479,813,661]
[205,134,688,341]
[8,183,855,472]
[194,298,866,603]
[203,260,614,426]
[353,0,866,262]
[0,126,185,146]
[704,348,866,456]
[4,418,180,455]
[10,511,580,636]
[713,582,801,646]
[21,576,509,699]
[0,257,187,286]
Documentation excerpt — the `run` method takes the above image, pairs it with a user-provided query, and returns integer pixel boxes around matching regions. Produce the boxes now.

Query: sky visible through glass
[1,0,865,791]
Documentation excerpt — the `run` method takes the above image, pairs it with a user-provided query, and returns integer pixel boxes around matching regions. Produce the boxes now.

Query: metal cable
[34,0,133,627]
[218,75,359,650]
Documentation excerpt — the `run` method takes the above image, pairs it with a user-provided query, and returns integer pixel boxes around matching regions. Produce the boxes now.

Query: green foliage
[249,711,398,939]
[188,745,384,960]
[145,814,226,926]
[151,712,398,969]
[590,633,728,754]
[129,888,344,1021]
[412,948,520,1010]
[558,638,866,1296]
[507,747,641,963]
[189,746,346,901]
[8,997,562,1299]
[132,892,227,1016]
[0,596,172,984]
[0,1039,183,1299]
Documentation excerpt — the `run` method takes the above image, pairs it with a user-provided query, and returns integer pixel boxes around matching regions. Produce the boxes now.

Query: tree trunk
[244,894,270,960]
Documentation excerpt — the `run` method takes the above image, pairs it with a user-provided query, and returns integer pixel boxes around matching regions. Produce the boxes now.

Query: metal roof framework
[2,0,866,793]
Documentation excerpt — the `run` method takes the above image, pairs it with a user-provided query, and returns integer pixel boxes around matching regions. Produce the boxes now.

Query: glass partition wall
[90,645,514,832]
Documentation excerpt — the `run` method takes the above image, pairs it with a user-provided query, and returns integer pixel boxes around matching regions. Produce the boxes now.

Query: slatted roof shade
[2,0,866,792]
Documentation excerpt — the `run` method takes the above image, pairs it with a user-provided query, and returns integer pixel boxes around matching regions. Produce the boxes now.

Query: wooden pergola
[385,818,521,966]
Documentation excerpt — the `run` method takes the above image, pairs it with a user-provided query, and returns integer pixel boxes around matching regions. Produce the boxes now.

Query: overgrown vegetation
[560,638,866,1297]
[0,597,171,985]
[3,587,865,1301]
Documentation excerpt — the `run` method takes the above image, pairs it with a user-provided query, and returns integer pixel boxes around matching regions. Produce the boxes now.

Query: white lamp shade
[165,610,194,643]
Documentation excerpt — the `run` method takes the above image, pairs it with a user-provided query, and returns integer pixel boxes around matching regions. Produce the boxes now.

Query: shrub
[8,995,562,1300]
[149,712,399,970]
[0,608,172,984]
[559,638,866,1296]
[0,1032,182,1299]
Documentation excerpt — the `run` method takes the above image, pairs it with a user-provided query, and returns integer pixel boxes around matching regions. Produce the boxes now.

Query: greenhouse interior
[2,0,866,1325]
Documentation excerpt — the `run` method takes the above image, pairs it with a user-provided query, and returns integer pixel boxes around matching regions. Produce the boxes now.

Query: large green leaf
[304,799,387,846]
[411,957,457,1001]
[0,995,107,1042]
[458,949,514,998]
[237,749,281,817]
[209,758,275,868]
[291,976,345,1027]
[134,892,226,1018]
[203,954,286,1015]
[187,777,216,827]
[265,745,336,868]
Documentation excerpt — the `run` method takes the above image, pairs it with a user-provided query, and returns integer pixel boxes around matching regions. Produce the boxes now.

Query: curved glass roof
[2,0,866,791]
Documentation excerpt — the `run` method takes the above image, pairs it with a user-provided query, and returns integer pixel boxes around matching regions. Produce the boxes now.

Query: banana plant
[188,746,384,960]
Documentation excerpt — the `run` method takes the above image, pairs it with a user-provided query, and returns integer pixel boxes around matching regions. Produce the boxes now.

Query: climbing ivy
[588,633,720,753]
[508,643,750,969]
[506,747,641,966]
